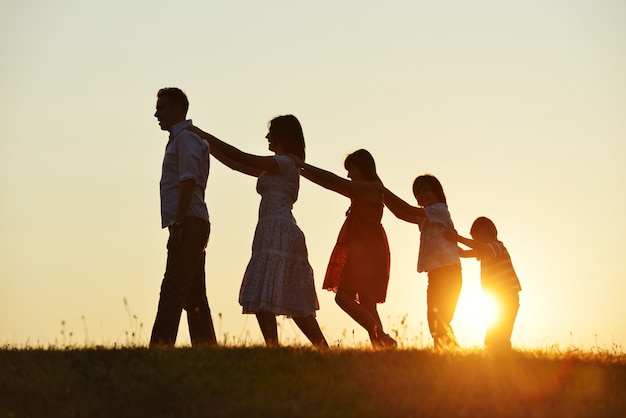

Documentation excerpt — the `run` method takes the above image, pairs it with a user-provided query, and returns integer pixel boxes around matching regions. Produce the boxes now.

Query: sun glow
[455,285,500,346]
[477,292,498,327]
[462,290,498,329]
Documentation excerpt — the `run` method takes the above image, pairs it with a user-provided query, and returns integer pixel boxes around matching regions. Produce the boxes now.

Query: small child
[452,217,521,352]
[383,174,462,349]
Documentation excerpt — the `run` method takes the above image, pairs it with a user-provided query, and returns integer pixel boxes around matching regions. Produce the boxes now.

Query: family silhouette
[150,87,522,351]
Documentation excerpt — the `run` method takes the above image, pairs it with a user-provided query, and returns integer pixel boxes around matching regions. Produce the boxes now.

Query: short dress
[323,198,390,303]
[239,155,320,317]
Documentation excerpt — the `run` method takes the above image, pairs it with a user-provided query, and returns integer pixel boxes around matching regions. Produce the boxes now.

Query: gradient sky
[1,0,625,349]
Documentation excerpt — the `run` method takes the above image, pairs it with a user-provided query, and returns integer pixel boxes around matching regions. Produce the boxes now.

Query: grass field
[1,345,625,418]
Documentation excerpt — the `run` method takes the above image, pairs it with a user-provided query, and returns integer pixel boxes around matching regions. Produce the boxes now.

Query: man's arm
[168,179,195,251]
[173,179,195,225]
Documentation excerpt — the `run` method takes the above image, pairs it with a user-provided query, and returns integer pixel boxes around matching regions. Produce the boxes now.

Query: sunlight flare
[479,292,498,328]
[457,287,499,342]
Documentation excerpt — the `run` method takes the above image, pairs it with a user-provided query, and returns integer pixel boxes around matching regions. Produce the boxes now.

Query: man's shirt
[160,120,209,228]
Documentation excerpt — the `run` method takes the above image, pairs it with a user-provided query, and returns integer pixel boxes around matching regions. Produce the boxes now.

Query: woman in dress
[292,149,396,348]
[189,115,328,348]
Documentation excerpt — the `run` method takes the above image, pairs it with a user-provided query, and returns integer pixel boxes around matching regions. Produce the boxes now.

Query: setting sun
[476,292,498,328]
[463,289,498,331]
[454,284,500,346]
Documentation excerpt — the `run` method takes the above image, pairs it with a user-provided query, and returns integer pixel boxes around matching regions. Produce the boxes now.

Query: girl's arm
[382,187,425,224]
[456,234,490,253]
[450,231,490,258]
[458,247,478,258]
[188,126,279,176]
[294,157,381,202]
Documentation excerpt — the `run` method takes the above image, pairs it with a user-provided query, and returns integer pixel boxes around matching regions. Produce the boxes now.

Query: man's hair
[268,115,306,160]
[157,87,189,115]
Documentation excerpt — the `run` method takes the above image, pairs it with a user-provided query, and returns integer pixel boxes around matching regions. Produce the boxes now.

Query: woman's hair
[268,115,306,160]
[344,149,380,181]
[470,217,498,242]
[412,174,446,204]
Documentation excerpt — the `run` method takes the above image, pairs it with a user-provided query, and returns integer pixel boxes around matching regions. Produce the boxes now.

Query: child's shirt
[416,203,461,273]
[478,241,522,294]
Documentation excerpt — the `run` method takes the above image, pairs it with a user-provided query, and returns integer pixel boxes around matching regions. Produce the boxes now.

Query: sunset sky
[1,0,625,350]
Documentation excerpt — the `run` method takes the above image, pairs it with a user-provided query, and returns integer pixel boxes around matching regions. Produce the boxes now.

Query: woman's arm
[382,187,425,224]
[188,126,279,175]
[210,146,263,177]
[295,158,380,202]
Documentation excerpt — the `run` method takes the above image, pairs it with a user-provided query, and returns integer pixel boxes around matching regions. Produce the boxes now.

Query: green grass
[1,346,625,418]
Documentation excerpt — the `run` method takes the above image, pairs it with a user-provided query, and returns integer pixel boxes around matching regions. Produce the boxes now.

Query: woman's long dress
[239,155,320,317]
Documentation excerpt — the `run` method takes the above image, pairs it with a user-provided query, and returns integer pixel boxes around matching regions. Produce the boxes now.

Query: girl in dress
[189,115,327,348]
[292,149,396,348]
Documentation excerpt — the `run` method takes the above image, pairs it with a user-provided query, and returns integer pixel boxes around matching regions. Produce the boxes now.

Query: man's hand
[167,225,184,251]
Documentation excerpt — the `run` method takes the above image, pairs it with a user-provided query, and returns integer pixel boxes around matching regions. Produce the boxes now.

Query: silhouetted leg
[427,265,462,349]
[150,254,186,348]
[335,290,381,346]
[185,266,217,346]
[256,311,278,347]
[150,218,210,348]
[359,294,397,348]
[359,294,383,330]
[292,315,329,348]
[184,250,217,347]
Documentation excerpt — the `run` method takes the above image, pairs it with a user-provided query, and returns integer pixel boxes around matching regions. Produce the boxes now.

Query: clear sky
[1,0,625,350]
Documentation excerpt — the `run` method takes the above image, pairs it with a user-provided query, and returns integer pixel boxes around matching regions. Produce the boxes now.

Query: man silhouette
[150,87,217,347]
